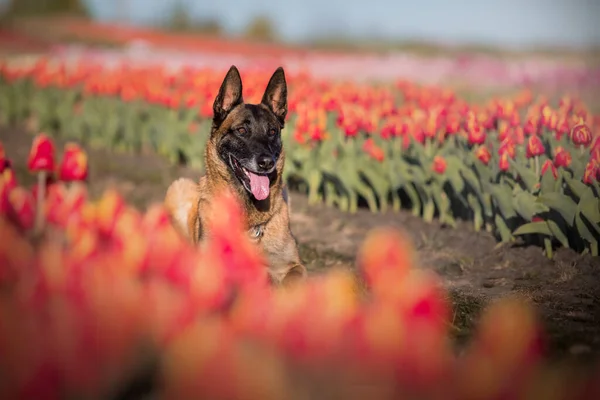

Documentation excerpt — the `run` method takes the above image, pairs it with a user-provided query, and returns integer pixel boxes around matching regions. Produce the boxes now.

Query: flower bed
[0,58,598,259]
[1,135,599,399]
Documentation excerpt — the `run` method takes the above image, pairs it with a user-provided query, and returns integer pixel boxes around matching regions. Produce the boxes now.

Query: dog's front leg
[265,236,307,288]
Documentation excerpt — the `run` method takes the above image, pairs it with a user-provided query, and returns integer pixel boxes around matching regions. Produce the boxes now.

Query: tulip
[467,124,485,146]
[570,117,593,155]
[499,152,510,172]
[474,145,491,166]
[27,133,55,235]
[432,155,446,175]
[583,161,598,185]
[553,146,572,169]
[540,160,557,180]
[526,135,545,175]
[58,143,89,183]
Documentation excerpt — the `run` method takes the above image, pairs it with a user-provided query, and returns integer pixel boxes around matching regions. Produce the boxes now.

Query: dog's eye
[268,128,277,136]
[237,127,247,134]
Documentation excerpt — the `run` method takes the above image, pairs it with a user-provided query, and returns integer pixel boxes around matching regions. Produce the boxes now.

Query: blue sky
[2,0,600,48]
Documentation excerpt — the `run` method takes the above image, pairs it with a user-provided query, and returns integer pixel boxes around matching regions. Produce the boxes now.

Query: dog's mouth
[229,154,271,201]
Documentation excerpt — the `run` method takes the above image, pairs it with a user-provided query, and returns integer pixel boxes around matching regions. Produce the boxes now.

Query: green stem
[544,238,553,259]
[34,170,47,236]
[535,156,540,176]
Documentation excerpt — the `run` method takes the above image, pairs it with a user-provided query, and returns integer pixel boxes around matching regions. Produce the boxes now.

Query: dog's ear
[213,65,243,123]
[261,67,288,126]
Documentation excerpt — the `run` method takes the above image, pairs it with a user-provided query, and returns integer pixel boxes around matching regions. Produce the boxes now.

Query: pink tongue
[248,171,270,200]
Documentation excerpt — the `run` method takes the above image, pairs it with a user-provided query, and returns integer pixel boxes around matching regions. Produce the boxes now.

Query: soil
[2,125,600,367]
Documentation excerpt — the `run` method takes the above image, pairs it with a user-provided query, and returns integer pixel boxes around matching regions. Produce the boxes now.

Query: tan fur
[164,82,306,287]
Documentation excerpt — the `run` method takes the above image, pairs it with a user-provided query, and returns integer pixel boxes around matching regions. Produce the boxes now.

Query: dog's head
[209,65,287,202]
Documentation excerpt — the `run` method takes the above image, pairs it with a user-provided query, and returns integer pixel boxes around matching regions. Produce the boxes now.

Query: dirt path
[2,126,599,366]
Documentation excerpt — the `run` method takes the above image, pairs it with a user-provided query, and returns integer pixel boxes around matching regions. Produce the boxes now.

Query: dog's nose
[257,155,275,171]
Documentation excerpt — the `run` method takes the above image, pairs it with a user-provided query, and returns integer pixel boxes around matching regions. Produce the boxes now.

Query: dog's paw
[279,263,307,288]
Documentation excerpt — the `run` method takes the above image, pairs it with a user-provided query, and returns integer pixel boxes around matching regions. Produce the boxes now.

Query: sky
[3,0,600,49]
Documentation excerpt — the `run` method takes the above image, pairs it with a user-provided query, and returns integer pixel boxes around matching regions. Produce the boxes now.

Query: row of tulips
[0,58,599,257]
[1,134,600,399]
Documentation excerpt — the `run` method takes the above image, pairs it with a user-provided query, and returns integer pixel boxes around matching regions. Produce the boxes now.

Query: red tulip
[58,143,89,182]
[27,133,55,172]
[499,152,510,172]
[540,160,558,180]
[553,146,572,168]
[28,133,56,235]
[583,161,598,185]
[498,138,516,159]
[526,135,545,159]
[591,147,600,165]
[474,145,491,166]
[467,124,486,145]
[432,156,446,174]
[570,117,593,147]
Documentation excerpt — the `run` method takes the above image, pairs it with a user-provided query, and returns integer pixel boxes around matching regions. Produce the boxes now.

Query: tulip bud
[474,145,491,166]
[432,155,447,174]
[540,160,558,180]
[27,133,55,173]
[526,135,545,159]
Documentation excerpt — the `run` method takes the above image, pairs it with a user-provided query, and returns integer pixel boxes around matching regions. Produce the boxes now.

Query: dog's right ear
[213,65,243,123]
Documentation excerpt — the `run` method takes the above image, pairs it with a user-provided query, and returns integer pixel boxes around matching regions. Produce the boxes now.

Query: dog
[164,65,307,287]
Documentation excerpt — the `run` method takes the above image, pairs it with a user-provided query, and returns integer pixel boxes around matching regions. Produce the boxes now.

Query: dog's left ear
[261,67,288,127]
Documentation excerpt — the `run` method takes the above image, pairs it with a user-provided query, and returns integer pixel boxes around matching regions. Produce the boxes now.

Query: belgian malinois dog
[164,65,307,286]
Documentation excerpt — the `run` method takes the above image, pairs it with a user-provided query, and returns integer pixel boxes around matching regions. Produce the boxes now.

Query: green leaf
[546,219,570,249]
[536,193,577,226]
[513,221,552,237]
[579,187,600,225]
[445,155,465,193]
[494,214,513,242]
[468,193,483,232]
[513,190,549,221]
[563,172,587,200]
[461,167,482,194]
[539,167,557,195]
[489,183,516,219]
[509,158,539,191]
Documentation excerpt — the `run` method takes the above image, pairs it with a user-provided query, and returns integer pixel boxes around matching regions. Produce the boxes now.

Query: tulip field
[1,28,600,398]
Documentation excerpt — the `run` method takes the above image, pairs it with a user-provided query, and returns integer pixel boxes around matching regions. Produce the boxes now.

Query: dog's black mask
[211,66,288,201]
